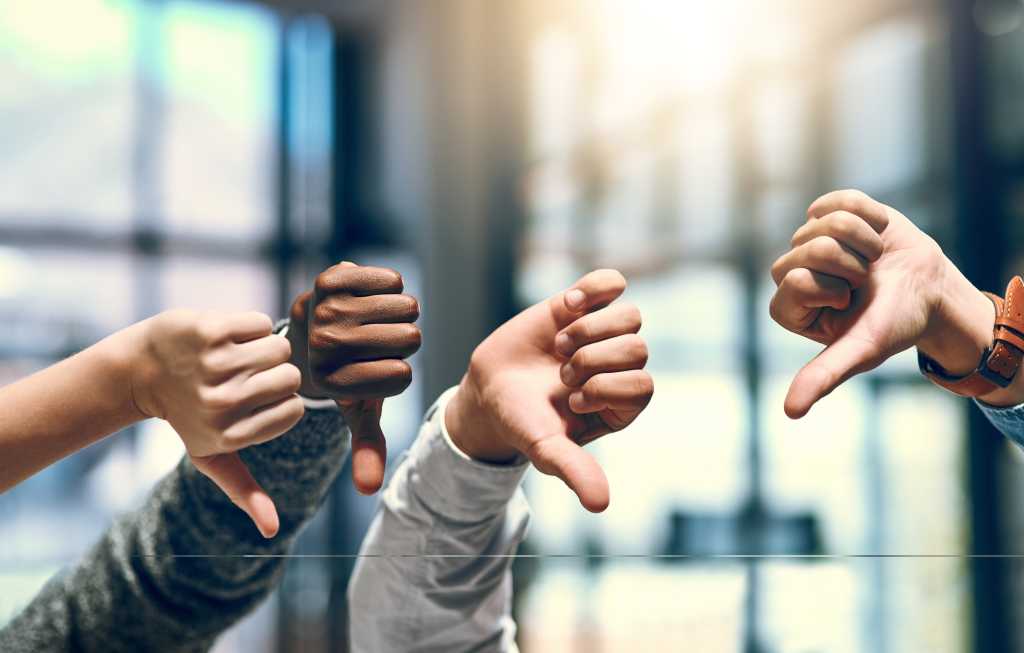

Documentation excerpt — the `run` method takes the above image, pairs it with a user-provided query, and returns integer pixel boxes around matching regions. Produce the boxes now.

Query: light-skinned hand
[769,189,999,418]
[132,309,305,538]
[445,269,654,512]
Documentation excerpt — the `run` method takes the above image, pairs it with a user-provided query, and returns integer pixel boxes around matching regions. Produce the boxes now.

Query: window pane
[159,0,278,239]
[286,16,333,246]
[761,375,870,548]
[833,19,929,193]
[518,561,745,652]
[0,246,136,343]
[160,257,276,315]
[0,1,134,228]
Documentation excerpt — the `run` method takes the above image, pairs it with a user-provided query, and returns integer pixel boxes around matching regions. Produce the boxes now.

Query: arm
[767,189,1024,432]
[348,389,529,652]
[0,405,349,653]
[0,322,147,490]
[0,309,305,537]
[0,263,423,653]
[348,270,654,652]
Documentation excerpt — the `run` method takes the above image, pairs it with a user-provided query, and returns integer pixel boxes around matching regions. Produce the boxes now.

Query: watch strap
[919,276,1024,397]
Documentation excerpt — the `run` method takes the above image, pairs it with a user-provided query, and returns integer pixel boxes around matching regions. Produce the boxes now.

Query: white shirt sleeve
[347,387,531,653]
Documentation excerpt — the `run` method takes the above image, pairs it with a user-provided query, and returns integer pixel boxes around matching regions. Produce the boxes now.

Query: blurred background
[2,0,1024,651]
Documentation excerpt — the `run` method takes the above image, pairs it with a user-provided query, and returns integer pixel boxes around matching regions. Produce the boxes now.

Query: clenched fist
[132,309,305,538]
[769,189,997,418]
[286,262,421,494]
[445,269,654,512]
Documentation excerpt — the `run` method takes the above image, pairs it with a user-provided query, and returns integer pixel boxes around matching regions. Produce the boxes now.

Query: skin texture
[285,261,421,495]
[0,309,305,538]
[769,189,1022,419]
[444,269,655,513]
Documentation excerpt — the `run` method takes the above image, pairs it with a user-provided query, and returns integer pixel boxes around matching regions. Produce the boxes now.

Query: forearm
[0,323,146,491]
[348,388,529,653]
[0,407,348,653]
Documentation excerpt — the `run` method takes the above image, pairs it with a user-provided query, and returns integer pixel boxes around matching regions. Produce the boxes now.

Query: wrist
[445,375,519,464]
[103,320,154,421]
[918,259,995,377]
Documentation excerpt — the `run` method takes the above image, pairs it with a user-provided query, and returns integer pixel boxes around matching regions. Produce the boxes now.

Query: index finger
[549,269,628,329]
[226,311,275,344]
[314,264,405,301]
[807,189,890,234]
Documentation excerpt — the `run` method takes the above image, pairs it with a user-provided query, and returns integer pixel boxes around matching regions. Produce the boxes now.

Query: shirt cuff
[975,399,1024,447]
[403,386,529,521]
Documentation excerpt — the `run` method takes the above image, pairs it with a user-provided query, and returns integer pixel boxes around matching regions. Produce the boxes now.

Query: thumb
[191,452,280,538]
[341,399,387,495]
[785,334,884,419]
[527,436,610,512]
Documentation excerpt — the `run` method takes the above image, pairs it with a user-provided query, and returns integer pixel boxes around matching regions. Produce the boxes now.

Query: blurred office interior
[3,0,1024,651]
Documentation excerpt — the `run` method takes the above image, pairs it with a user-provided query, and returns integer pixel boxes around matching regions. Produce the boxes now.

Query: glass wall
[514,1,974,651]
[0,3,425,650]
[4,0,1024,651]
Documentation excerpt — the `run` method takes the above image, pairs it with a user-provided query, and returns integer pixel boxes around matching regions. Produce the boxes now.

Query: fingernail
[565,289,585,310]
[555,332,574,356]
[560,363,576,386]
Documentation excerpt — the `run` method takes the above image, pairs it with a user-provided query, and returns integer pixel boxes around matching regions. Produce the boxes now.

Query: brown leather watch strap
[919,276,1024,397]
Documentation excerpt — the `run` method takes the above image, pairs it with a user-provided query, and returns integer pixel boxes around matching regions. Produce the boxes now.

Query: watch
[919,275,1024,397]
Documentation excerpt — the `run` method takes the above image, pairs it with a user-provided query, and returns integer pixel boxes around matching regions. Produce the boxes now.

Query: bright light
[0,248,29,300]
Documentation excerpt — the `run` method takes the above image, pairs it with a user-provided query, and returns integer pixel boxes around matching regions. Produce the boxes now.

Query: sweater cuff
[402,387,529,522]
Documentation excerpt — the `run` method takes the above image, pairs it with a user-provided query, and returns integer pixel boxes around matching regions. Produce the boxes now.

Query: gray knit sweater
[0,408,348,653]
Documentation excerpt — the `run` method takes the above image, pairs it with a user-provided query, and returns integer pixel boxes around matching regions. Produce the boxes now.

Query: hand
[445,269,654,512]
[769,189,997,418]
[132,309,305,538]
[286,262,421,495]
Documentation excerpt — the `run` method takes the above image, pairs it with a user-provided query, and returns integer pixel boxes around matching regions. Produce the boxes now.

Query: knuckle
[196,319,226,344]
[246,312,274,334]
[274,334,293,362]
[312,300,346,326]
[400,324,423,351]
[634,372,655,398]
[314,270,335,295]
[218,423,246,446]
[289,290,312,323]
[790,229,805,248]
[768,294,783,323]
[628,335,649,365]
[621,303,642,331]
[316,267,355,295]
[382,267,404,289]
[284,395,306,422]
[810,236,839,260]
[310,323,360,354]
[784,267,815,292]
[608,268,627,290]
[571,348,591,373]
[200,385,240,412]
[877,206,891,229]
[281,363,303,393]
[831,211,856,237]
[403,295,421,320]
[199,350,227,377]
[570,318,592,344]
